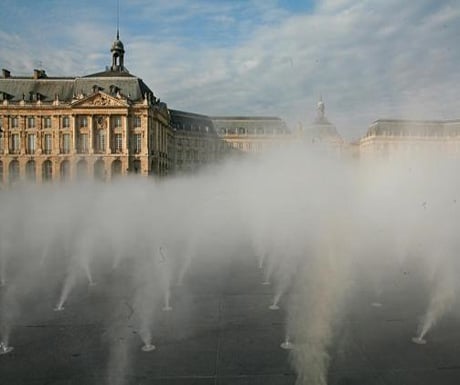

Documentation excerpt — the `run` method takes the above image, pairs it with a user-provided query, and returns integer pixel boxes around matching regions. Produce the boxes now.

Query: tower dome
[316,96,325,122]
[110,30,126,72]
[111,38,125,52]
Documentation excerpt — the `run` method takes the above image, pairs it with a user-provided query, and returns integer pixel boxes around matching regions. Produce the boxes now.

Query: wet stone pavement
[0,250,460,385]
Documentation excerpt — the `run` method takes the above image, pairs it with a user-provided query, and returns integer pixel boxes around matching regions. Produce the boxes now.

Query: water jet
[0,343,13,355]
[412,336,427,345]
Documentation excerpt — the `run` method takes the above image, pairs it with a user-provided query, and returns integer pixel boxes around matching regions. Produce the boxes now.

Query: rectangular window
[133,133,142,154]
[43,117,51,129]
[44,134,52,154]
[114,133,122,153]
[134,116,141,128]
[27,134,36,154]
[11,133,20,153]
[113,116,122,128]
[96,130,105,153]
[62,116,70,128]
[79,134,88,153]
[11,116,18,129]
[80,116,88,128]
[27,116,35,129]
[62,133,70,154]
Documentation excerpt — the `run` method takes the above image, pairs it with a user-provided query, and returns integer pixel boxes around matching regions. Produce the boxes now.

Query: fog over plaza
[1,1,460,384]
[1,0,459,138]
[1,145,460,383]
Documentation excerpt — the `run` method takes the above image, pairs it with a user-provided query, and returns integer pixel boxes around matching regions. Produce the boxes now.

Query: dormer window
[109,85,120,95]
[92,85,103,94]
[0,91,12,101]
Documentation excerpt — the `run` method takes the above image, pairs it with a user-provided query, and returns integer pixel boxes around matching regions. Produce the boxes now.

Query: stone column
[106,116,111,154]
[19,115,26,155]
[88,115,94,154]
[71,115,77,154]
[123,115,129,154]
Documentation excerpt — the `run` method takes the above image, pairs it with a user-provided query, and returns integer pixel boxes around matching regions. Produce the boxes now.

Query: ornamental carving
[94,116,106,128]
[92,95,117,106]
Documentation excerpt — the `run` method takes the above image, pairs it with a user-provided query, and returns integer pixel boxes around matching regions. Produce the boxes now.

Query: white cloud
[0,0,459,139]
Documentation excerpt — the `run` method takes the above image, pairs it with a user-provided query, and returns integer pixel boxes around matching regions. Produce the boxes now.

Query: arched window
[60,160,71,182]
[25,160,36,182]
[8,160,19,184]
[133,159,141,174]
[76,160,88,180]
[94,159,105,181]
[111,159,122,178]
[42,160,53,182]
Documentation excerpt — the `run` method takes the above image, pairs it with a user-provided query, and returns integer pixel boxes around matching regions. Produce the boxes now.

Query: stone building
[169,110,229,174]
[0,32,171,184]
[359,119,460,160]
[0,33,301,186]
[298,97,344,158]
[211,116,291,153]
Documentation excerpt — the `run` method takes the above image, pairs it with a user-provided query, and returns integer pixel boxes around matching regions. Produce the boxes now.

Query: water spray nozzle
[142,344,156,352]
[0,343,13,355]
[411,337,427,345]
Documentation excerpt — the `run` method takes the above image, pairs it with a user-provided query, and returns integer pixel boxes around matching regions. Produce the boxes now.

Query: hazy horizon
[0,0,459,140]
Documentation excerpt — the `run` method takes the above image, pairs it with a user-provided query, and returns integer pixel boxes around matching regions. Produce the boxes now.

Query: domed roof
[111,39,124,52]
[111,30,125,53]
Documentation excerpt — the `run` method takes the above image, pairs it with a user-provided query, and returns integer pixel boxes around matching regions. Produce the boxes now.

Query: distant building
[169,110,228,174]
[211,116,291,153]
[359,119,460,160]
[299,97,344,158]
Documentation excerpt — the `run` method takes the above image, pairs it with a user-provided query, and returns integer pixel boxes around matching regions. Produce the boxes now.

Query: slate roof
[0,72,153,103]
[366,119,460,137]
[211,116,289,134]
[170,109,217,135]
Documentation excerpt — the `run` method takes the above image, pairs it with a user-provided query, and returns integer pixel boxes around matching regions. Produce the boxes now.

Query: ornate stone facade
[0,36,171,184]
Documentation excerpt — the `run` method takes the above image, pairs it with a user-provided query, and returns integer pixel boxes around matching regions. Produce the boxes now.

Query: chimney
[2,69,10,78]
[33,69,47,79]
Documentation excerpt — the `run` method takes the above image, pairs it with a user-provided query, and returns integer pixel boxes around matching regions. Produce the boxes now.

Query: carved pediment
[71,92,128,108]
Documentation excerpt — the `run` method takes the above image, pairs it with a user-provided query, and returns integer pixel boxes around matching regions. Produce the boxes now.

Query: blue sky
[1,0,459,139]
